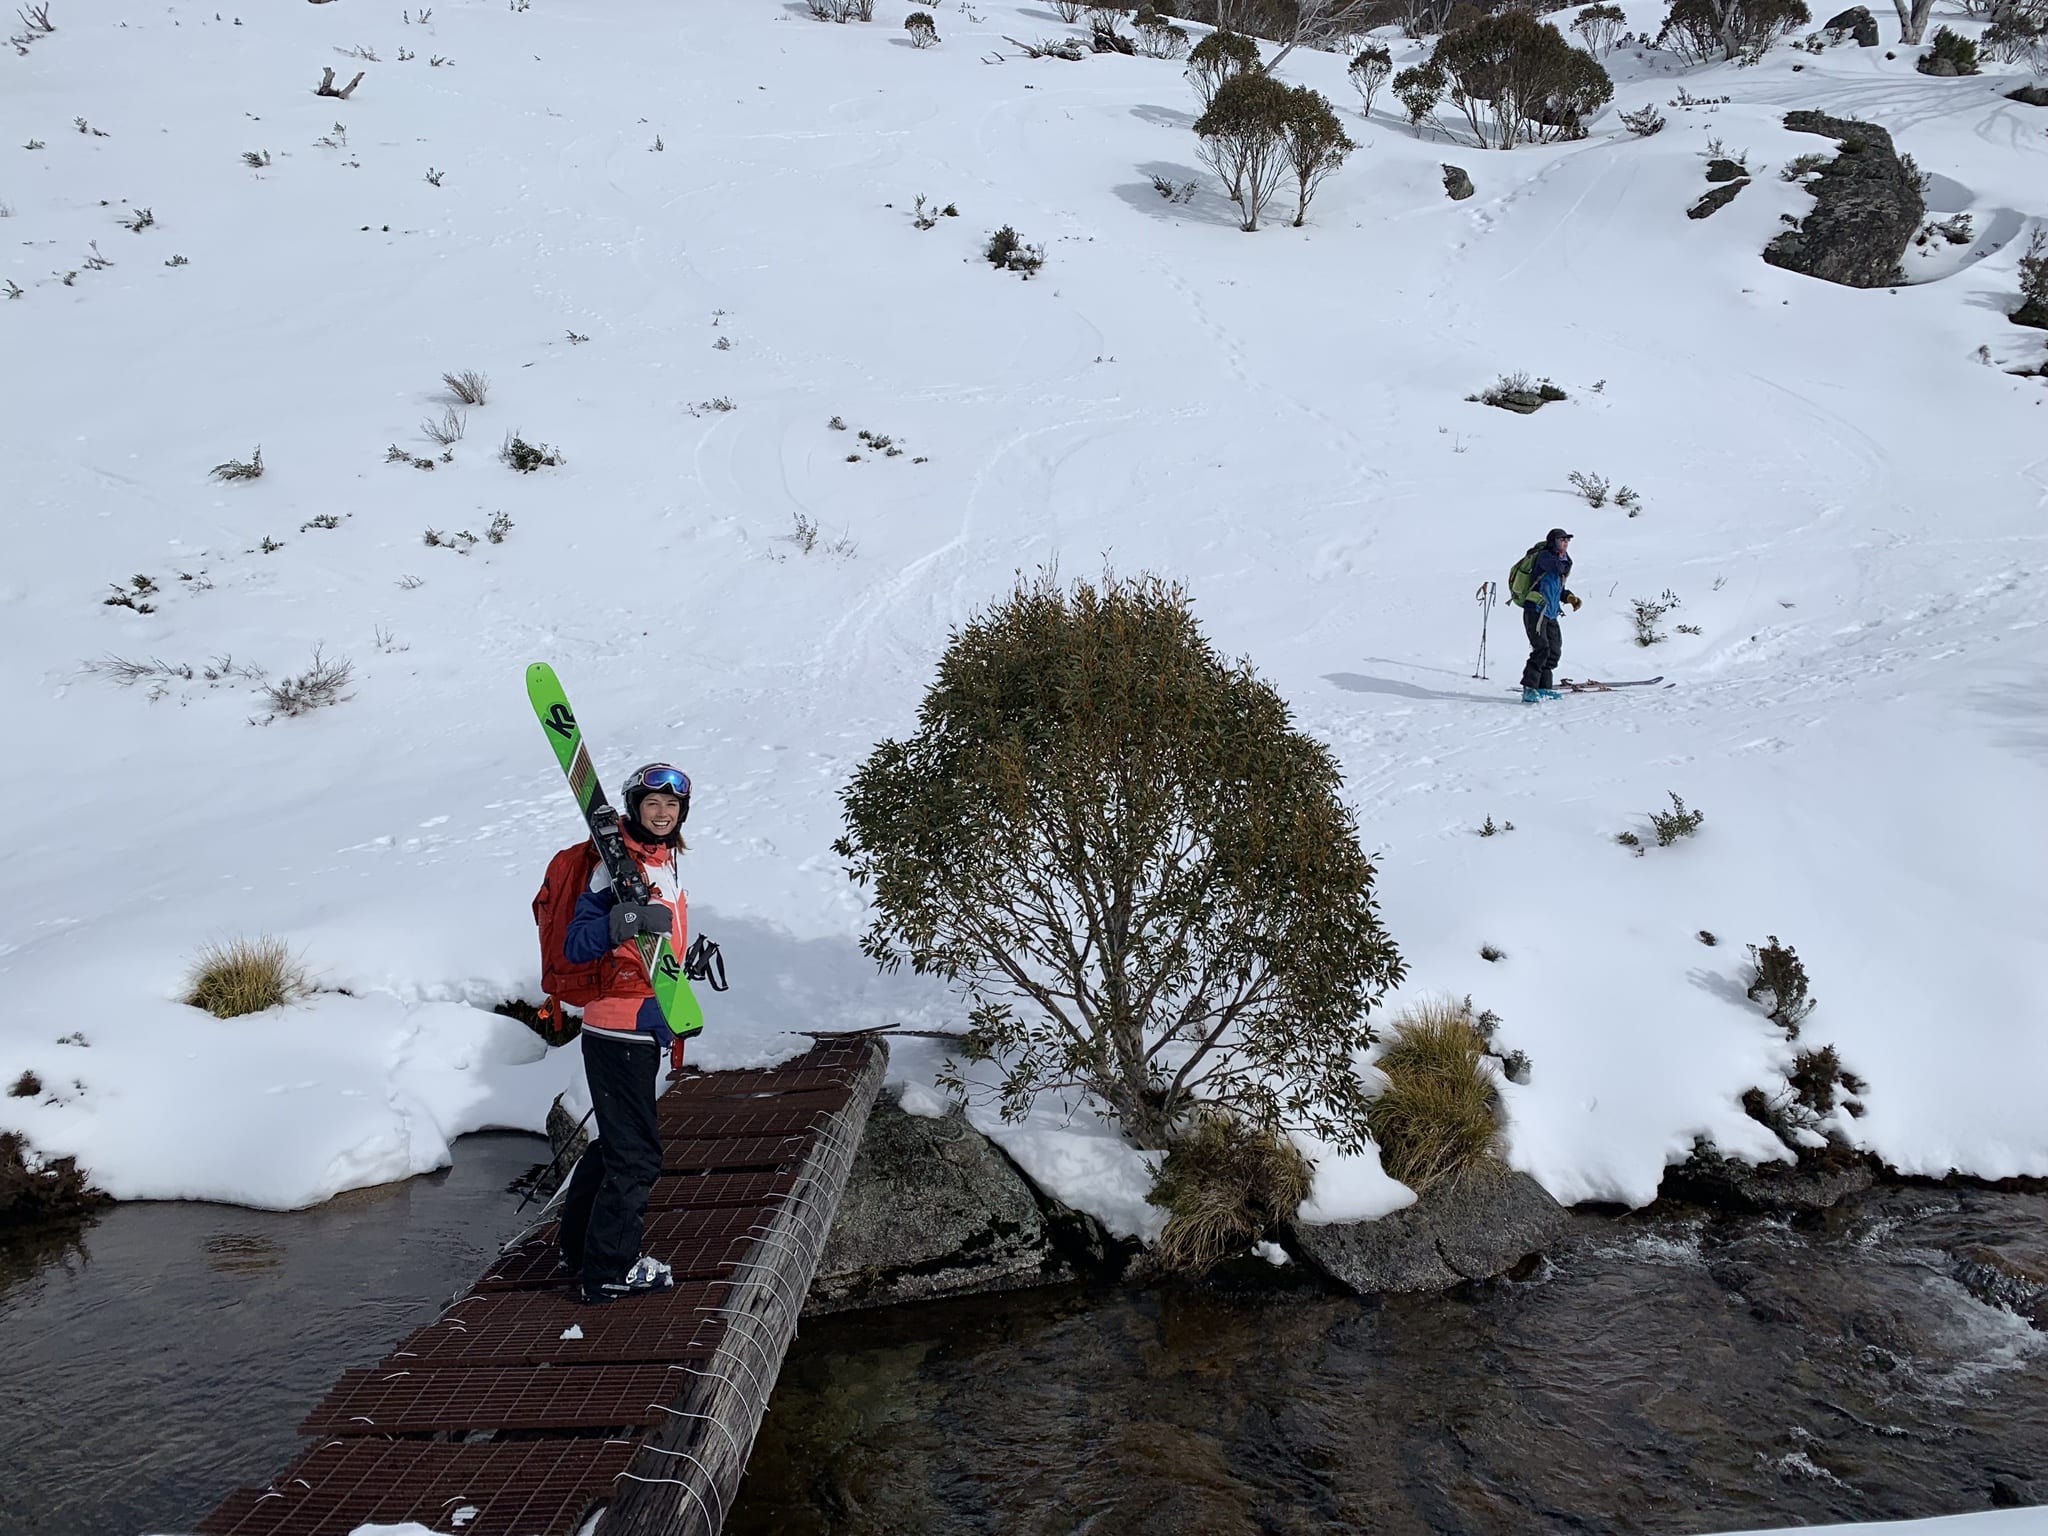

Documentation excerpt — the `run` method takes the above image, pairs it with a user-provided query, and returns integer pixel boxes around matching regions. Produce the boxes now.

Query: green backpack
[1506,544,1544,608]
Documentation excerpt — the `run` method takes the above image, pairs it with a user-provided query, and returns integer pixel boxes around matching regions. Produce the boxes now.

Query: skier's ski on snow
[1555,676,1667,693]
[525,662,704,1039]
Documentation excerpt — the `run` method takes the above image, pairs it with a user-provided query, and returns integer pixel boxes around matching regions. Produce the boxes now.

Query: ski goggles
[633,766,692,797]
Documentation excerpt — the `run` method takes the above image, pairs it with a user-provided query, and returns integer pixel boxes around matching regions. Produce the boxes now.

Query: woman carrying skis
[555,762,693,1305]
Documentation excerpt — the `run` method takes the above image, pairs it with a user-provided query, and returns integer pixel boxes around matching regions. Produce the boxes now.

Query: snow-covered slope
[2,0,2043,1216]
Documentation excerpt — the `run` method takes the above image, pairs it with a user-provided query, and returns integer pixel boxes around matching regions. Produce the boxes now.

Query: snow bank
[3,0,2044,1221]
[1696,1510,2048,1536]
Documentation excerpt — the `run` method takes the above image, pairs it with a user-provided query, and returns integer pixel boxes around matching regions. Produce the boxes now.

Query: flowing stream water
[1,1154,2041,1536]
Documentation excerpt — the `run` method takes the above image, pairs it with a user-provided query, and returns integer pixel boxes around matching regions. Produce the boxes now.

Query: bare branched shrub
[1631,589,1679,646]
[185,937,312,1018]
[423,407,466,446]
[443,369,489,405]
[242,149,271,168]
[791,512,820,553]
[261,647,354,718]
[211,446,264,482]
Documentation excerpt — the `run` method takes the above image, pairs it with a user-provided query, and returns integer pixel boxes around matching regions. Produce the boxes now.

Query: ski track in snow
[0,0,2044,1219]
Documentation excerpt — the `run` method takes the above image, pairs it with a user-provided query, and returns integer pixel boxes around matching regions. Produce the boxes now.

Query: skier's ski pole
[1473,580,1497,679]
[516,1105,595,1213]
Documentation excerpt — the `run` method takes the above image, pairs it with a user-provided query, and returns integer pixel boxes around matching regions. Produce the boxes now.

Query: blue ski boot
[1521,688,1543,704]
[1535,688,1563,700]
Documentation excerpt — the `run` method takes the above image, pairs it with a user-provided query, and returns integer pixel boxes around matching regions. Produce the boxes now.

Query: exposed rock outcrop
[1289,1168,1567,1294]
[1763,112,1925,288]
[1662,1138,1874,1212]
[1689,182,1747,219]
[1822,5,1879,45]
[807,1094,1074,1313]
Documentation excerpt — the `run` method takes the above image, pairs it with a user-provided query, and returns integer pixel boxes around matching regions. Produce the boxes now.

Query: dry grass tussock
[1367,996,1505,1192]
[184,936,312,1019]
[1149,1108,1313,1273]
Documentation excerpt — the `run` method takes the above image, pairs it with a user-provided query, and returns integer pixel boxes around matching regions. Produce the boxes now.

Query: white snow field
[1,0,2044,1224]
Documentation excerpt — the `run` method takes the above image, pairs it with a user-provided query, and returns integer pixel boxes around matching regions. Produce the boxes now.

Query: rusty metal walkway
[198,1035,887,1536]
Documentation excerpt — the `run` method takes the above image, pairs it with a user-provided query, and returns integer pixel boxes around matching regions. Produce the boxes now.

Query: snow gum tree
[1194,70,1295,229]
[834,571,1406,1152]
[1186,27,1260,108]
[1348,41,1393,116]
[1278,85,1354,226]
[1658,0,1810,61]
[1432,13,1613,148]
[1892,0,1935,43]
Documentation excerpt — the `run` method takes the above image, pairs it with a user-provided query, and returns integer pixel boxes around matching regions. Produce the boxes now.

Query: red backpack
[532,841,616,1034]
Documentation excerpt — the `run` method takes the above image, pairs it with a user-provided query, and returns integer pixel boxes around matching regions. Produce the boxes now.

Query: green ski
[526,662,703,1039]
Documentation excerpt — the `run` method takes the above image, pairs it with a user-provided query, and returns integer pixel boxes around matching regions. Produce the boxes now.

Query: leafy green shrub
[1366,997,1504,1192]
[2014,229,2048,328]
[1148,1109,1313,1272]
[836,571,1406,1150]
[1746,934,1813,1034]
[1916,25,1980,73]
[210,446,264,482]
[185,936,312,1018]
[501,432,563,472]
[1648,791,1703,846]
[1132,7,1187,57]
[1186,28,1259,107]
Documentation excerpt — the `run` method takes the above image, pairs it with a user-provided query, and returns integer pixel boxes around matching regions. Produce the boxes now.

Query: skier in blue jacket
[1519,528,1581,702]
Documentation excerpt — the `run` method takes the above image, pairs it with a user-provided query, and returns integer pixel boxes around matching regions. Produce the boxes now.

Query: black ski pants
[1520,604,1562,691]
[557,1029,662,1287]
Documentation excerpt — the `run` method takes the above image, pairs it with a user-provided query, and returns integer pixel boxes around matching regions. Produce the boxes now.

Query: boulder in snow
[1688,182,1747,220]
[1822,6,1879,45]
[1441,164,1474,201]
[1661,1137,1873,1212]
[1289,1167,1567,1294]
[806,1092,1077,1313]
[1762,112,1925,289]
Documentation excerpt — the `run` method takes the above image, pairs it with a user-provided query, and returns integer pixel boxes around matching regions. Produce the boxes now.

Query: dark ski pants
[1520,605,1562,691]
[557,1029,662,1287]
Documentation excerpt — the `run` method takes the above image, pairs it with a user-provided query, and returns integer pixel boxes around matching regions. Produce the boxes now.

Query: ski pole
[1473,580,1496,679]
[516,1105,595,1213]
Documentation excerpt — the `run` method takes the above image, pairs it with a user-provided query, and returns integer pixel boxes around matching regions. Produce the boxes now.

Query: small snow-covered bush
[501,432,563,471]
[1620,103,1667,135]
[261,647,354,718]
[1366,997,1504,1192]
[1647,790,1703,846]
[1569,469,1611,506]
[210,446,264,482]
[1186,28,1259,108]
[2016,230,2048,328]
[904,10,938,46]
[1916,24,1980,71]
[185,936,312,1018]
[1746,934,1813,1033]
[1148,1108,1313,1273]
[984,224,1045,274]
[1630,588,1679,645]
[9,1071,40,1098]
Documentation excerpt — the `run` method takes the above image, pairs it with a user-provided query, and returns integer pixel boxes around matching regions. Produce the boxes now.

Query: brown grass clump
[184,937,312,1019]
[1366,996,1504,1192]
[1149,1108,1313,1273]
